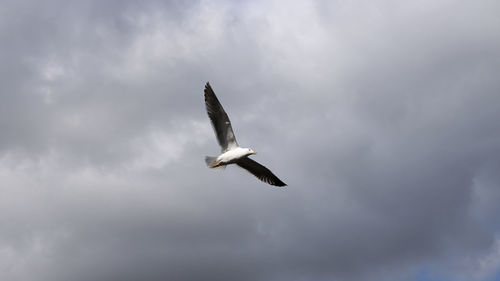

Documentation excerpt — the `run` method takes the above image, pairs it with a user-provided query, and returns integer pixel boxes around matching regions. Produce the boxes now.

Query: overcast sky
[1,0,500,280]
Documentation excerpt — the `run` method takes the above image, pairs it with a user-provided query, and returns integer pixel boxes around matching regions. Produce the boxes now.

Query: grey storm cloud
[1,0,500,281]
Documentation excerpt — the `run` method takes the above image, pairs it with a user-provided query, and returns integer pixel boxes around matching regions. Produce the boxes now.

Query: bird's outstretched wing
[236,157,287,187]
[204,82,238,152]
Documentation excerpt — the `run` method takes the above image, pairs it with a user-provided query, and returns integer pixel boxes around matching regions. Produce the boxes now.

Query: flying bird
[204,82,286,187]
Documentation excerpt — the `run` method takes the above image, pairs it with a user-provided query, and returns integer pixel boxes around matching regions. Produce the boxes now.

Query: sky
[1,0,500,280]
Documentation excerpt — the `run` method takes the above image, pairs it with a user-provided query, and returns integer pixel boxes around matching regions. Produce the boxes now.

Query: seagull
[204,82,286,187]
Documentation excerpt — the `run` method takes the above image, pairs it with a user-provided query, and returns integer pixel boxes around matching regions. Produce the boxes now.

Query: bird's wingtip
[273,181,287,187]
[205,82,213,92]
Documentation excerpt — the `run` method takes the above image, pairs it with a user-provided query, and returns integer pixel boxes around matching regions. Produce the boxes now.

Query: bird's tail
[205,156,217,167]
[205,156,225,170]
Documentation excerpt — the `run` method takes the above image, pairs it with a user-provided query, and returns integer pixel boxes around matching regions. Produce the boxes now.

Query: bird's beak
[252,152,257,155]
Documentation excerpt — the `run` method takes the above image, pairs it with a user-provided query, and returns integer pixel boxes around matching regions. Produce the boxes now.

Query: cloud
[1,0,500,280]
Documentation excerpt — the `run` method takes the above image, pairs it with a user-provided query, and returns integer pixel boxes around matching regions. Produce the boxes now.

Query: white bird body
[217,147,254,164]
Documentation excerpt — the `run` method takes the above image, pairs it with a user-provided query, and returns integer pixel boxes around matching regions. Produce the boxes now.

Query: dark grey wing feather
[204,82,238,152]
[236,157,287,187]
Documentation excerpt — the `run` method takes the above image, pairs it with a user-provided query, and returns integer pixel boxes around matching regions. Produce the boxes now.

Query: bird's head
[246,148,257,156]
